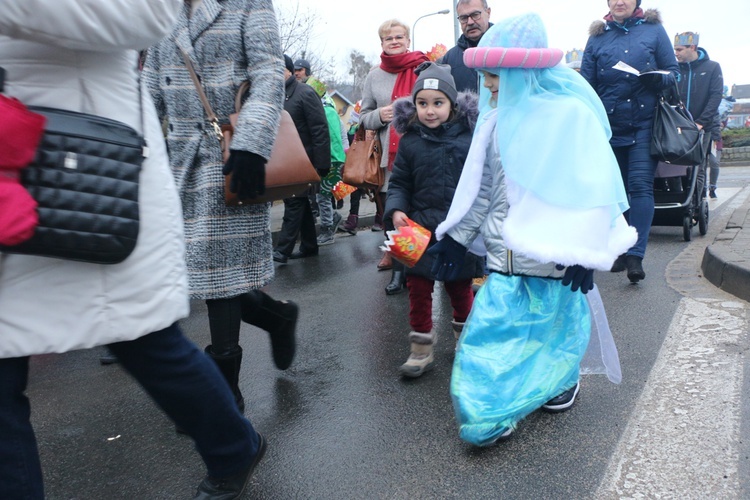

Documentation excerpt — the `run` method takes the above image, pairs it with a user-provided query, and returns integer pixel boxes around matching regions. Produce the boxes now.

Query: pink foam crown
[464,47,564,69]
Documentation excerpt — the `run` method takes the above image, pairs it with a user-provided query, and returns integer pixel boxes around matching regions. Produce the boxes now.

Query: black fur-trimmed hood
[391,91,479,135]
[589,8,662,37]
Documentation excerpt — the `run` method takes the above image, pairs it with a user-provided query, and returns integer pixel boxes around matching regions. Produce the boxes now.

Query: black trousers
[275,195,318,256]
[348,188,363,215]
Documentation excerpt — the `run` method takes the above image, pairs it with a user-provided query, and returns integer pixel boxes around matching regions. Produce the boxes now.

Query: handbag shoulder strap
[179,49,222,141]
[353,125,366,142]
[234,81,250,114]
[659,81,683,106]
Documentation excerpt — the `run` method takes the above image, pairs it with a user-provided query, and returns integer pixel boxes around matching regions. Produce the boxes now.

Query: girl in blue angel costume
[428,13,637,446]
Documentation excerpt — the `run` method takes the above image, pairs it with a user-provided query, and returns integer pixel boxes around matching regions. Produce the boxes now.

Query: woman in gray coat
[143,0,298,408]
[360,18,428,295]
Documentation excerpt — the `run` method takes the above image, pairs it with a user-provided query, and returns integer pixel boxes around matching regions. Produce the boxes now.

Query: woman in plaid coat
[143,0,299,410]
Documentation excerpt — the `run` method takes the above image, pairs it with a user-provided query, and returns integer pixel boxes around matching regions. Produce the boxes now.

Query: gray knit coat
[360,67,397,172]
[143,0,285,299]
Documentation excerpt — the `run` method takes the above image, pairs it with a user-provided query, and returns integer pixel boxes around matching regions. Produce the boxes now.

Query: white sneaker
[541,383,580,413]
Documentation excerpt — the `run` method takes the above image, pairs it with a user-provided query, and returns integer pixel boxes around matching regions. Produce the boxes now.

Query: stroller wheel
[683,215,692,242]
[698,200,709,236]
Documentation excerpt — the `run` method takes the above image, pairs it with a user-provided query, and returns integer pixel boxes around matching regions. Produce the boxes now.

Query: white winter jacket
[0,0,189,357]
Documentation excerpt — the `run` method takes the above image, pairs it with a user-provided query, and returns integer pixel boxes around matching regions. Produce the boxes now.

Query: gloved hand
[222,150,266,200]
[427,235,468,282]
[640,72,673,91]
[557,264,594,294]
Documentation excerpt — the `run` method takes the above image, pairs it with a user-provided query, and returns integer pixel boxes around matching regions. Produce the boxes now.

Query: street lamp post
[453,4,461,43]
[411,9,450,51]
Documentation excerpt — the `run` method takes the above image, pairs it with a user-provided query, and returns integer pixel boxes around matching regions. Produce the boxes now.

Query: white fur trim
[501,182,637,271]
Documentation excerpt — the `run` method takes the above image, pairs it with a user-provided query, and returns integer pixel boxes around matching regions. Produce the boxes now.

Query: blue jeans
[316,192,334,229]
[0,323,260,499]
[709,150,720,188]
[612,128,658,258]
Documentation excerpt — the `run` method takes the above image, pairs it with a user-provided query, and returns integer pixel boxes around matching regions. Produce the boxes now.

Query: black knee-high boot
[204,345,245,412]
[240,290,298,370]
[203,297,244,411]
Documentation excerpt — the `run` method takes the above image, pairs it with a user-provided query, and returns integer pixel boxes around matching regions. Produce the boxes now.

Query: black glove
[222,150,266,200]
[558,264,594,294]
[640,72,672,91]
[427,235,468,282]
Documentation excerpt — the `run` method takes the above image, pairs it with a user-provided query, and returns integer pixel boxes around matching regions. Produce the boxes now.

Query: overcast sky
[275,0,750,91]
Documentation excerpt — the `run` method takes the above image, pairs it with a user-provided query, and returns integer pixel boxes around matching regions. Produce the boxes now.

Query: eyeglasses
[457,10,484,24]
[382,35,406,43]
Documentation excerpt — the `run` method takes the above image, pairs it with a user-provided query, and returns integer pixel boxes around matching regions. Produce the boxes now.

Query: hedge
[723,128,750,148]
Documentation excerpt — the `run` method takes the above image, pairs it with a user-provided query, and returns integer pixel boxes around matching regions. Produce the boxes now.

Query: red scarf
[379,50,428,170]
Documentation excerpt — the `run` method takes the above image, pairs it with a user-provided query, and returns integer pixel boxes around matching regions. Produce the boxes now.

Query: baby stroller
[652,150,709,242]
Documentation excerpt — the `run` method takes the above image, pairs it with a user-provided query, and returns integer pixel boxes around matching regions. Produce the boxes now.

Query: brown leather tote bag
[341,126,383,191]
[181,51,319,206]
[221,82,319,205]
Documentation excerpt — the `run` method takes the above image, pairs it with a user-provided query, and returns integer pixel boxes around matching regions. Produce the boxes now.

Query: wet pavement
[26,166,750,498]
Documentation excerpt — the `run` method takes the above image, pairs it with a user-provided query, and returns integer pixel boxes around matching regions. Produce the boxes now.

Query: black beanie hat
[412,62,458,105]
[284,54,294,74]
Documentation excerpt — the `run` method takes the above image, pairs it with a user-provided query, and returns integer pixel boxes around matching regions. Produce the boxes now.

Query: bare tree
[276,1,313,54]
[275,2,374,101]
[347,50,373,102]
[276,1,335,79]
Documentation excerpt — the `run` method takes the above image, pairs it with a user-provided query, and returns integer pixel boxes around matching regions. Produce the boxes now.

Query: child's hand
[557,264,594,294]
[392,210,409,228]
[427,235,468,282]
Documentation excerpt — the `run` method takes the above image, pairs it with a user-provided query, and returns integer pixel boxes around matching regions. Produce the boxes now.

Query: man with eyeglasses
[439,0,492,92]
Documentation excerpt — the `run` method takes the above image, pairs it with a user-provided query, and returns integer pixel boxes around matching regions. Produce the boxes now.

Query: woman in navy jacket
[581,0,678,283]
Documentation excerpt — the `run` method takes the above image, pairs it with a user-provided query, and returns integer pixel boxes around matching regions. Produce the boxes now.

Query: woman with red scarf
[360,19,428,295]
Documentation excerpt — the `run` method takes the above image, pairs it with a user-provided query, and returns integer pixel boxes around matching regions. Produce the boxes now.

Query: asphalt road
[28,168,750,499]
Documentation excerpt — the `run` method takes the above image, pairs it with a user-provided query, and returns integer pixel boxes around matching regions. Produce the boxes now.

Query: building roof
[732,84,750,100]
[329,90,354,107]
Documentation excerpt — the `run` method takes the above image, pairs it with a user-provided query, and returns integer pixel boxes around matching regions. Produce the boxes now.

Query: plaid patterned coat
[143,0,284,299]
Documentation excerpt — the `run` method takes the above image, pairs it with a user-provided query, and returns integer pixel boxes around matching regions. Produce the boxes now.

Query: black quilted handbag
[650,83,705,166]
[0,107,146,264]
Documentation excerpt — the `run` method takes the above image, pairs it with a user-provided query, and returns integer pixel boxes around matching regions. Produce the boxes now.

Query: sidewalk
[702,178,750,302]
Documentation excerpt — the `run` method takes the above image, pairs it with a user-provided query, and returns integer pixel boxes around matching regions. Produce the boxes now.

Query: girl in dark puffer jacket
[385,62,482,378]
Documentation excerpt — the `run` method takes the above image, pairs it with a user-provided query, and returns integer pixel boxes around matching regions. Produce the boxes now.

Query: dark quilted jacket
[385,92,483,280]
[581,9,679,147]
